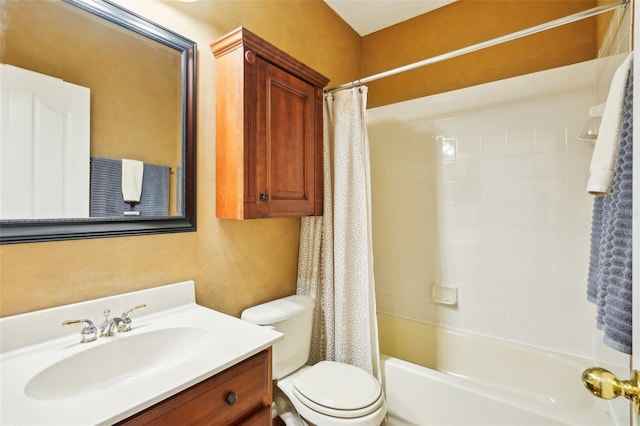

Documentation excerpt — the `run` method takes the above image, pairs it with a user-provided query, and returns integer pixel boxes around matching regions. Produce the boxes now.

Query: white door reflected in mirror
[0,64,90,219]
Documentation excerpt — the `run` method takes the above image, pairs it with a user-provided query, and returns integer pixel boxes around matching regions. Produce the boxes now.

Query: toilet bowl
[241,295,386,426]
[278,362,386,425]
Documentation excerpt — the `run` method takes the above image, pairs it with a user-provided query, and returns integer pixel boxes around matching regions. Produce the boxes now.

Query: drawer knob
[226,391,238,405]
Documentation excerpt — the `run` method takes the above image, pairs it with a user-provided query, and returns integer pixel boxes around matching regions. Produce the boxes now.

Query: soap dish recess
[431,285,458,305]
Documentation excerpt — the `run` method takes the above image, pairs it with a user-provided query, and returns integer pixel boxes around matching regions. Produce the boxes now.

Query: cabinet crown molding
[211,27,329,88]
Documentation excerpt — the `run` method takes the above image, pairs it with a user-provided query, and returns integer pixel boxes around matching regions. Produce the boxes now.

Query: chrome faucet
[118,304,146,332]
[98,309,125,337]
[61,319,98,343]
[61,303,146,343]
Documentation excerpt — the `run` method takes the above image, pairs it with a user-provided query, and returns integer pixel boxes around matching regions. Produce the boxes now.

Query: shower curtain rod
[325,0,629,93]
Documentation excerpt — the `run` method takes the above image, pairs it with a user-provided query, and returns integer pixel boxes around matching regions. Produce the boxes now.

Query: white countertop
[0,280,282,425]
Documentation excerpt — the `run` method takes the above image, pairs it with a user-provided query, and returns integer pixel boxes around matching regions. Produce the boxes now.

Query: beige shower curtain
[296,87,380,378]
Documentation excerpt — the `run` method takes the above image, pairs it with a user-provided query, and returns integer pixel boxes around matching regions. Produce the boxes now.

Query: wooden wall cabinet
[117,349,272,425]
[211,28,329,219]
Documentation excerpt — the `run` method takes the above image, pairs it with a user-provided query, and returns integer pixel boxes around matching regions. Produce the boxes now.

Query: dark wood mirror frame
[0,0,197,244]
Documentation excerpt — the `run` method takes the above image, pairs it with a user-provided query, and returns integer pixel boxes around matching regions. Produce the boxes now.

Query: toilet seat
[292,361,383,419]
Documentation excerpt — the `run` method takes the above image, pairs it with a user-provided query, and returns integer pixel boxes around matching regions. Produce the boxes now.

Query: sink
[1,280,282,425]
[25,326,214,401]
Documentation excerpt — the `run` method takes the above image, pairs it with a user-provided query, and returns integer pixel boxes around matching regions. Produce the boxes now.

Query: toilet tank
[241,295,314,379]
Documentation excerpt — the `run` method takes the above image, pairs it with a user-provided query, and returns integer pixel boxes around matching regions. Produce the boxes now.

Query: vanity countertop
[0,280,282,425]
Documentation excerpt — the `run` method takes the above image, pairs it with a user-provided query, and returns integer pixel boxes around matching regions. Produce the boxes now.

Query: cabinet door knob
[226,391,238,405]
[245,50,256,64]
[259,193,268,202]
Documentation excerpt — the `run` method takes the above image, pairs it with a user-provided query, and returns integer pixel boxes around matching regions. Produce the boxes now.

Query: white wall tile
[505,127,535,155]
[455,203,480,225]
[455,224,480,245]
[481,179,505,203]
[534,124,563,153]
[505,178,534,202]
[441,160,456,182]
[533,177,564,226]
[505,155,534,178]
[456,131,482,160]
[438,202,456,225]
[411,300,439,323]
[438,136,457,161]
[439,182,456,204]
[534,152,561,177]
[481,127,506,157]
[481,157,507,180]
[434,264,457,286]
[480,202,506,225]
[369,58,609,359]
[504,224,533,249]
[505,201,535,225]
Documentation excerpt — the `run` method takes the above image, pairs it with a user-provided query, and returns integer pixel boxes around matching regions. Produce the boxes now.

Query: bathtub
[380,327,625,426]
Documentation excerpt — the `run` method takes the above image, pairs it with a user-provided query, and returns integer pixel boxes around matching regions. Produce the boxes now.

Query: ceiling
[323,0,457,36]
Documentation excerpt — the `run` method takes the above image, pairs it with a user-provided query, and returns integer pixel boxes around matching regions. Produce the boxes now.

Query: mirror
[0,0,197,243]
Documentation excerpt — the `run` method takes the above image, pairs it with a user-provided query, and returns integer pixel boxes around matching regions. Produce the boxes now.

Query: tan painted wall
[0,0,610,320]
[362,0,600,108]
[0,0,360,318]
[377,313,439,368]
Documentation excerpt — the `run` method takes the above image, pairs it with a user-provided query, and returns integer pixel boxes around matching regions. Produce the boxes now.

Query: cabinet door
[256,58,316,218]
[116,350,271,426]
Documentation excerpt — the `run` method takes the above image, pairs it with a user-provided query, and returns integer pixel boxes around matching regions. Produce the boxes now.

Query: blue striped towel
[90,157,170,217]
[586,60,633,355]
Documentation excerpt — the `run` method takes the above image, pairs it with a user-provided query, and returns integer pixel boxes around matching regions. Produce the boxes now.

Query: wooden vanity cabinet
[117,349,273,426]
[211,27,329,219]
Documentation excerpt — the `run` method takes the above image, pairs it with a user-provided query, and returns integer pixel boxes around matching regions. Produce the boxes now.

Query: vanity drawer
[238,405,272,425]
[118,349,272,425]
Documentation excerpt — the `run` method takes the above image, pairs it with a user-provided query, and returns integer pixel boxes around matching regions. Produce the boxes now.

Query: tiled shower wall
[368,57,626,358]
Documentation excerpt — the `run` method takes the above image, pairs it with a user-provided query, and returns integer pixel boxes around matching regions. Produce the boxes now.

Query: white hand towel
[587,52,633,195]
[122,159,144,203]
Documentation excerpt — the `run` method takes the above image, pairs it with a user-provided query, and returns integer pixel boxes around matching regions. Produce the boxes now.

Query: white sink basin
[25,326,215,400]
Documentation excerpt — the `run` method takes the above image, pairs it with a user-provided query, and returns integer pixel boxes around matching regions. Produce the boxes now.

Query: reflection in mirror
[0,0,197,243]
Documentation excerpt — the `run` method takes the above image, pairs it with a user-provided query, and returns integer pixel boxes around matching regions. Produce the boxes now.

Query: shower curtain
[296,86,381,378]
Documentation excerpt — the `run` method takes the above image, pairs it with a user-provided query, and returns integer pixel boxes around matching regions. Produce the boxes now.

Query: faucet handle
[62,319,98,343]
[99,309,117,337]
[119,303,146,332]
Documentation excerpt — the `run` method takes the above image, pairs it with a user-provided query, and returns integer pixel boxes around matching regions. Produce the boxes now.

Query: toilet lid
[292,361,383,418]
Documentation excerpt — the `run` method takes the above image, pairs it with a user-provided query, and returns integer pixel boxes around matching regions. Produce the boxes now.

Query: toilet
[241,295,387,426]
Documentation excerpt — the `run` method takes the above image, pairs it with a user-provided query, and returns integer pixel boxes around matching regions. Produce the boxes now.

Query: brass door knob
[582,367,640,414]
